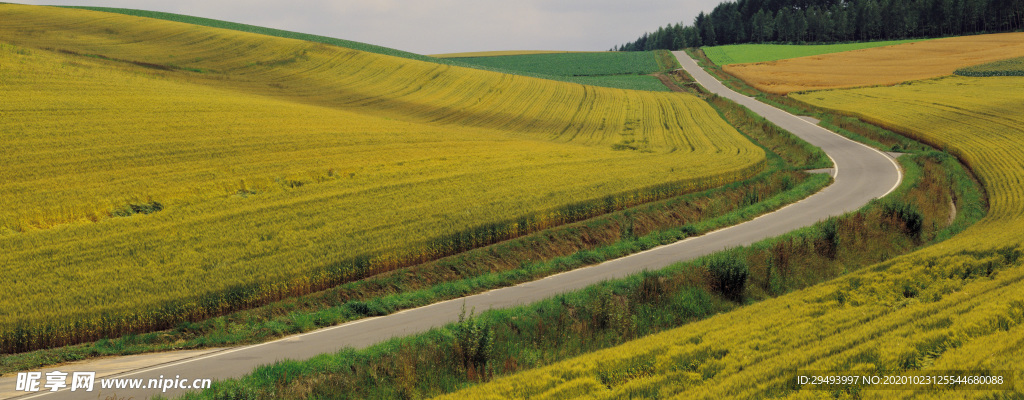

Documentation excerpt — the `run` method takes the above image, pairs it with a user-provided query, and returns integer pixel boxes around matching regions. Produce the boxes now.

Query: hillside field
[443,76,1024,398]
[431,50,598,58]
[449,51,669,77]
[445,50,678,91]
[722,32,1024,94]
[0,4,765,353]
[703,39,921,65]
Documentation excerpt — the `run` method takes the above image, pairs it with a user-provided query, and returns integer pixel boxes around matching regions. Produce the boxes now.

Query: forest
[615,0,1024,50]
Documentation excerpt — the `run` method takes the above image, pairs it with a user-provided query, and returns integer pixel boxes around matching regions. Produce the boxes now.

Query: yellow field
[439,77,1024,398]
[723,33,1024,94]
[430,50,599,58]
[0,5,764,352]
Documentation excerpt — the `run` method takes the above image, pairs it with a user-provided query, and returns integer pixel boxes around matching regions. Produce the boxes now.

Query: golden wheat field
[723,32,1024,94]
[439,77,1024,398]
[0,4,765,352]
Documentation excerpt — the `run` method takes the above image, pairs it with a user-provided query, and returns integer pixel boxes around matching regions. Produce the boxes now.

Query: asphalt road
[7,51,901,400]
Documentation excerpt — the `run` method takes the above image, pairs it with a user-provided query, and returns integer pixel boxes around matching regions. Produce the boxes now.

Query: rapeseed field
[0,5,764,352]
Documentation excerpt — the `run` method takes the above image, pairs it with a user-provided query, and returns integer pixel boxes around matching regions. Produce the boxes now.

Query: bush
[453,306,493,381]
[882,200,923,238]
[704,252,749,301]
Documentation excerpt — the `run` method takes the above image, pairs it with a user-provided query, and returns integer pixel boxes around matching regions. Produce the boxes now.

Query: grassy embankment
[439,43,1023,399]
[1,4,767,355]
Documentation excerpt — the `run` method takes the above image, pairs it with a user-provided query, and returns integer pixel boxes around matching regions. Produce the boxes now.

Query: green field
[956,56,1024,76]
[703,39,924,65]
[451,51,666,76]
[449,50,678,91]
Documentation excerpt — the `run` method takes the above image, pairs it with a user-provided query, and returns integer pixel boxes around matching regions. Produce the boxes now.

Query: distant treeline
[615,0,1024,50]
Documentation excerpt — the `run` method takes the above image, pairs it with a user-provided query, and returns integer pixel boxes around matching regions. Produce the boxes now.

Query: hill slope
[0,4,764,353]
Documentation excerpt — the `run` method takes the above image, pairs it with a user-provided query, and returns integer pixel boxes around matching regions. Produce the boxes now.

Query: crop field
[446,50,678,91]
[449,51,667,76]
[62,6,439,64]
[703,39,921,65]
[955,56,1024,77]
[444,75,1024,398]
[722,32,1024,94]
[431,50,597,58]
[0,5,765,353]
[64,8,671,92]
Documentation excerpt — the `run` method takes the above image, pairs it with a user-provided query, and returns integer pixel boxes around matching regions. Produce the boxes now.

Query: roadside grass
[0,60,825,374]
[163,147,983,400]
[702,39,923,65]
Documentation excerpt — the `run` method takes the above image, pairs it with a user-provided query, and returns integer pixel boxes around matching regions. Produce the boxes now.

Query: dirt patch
[651,72,685,92]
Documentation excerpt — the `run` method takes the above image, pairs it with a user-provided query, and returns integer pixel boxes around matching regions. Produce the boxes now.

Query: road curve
[8,51,902,400]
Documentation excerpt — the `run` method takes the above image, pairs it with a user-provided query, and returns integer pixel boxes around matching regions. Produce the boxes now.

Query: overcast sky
[12,1,721,54]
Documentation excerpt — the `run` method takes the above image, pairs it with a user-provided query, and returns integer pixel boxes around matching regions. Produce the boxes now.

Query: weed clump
[111,201,164,217]
[704,252,749,302]
[882,199,923,239]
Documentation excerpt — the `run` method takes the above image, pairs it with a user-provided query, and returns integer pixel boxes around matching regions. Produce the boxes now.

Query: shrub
[883,200,923,239]
[704,252,749,301]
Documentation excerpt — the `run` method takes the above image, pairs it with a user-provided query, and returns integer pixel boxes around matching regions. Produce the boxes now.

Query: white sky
[10,0,721,54]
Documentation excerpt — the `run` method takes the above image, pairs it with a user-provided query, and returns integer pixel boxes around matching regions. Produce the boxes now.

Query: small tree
[453,305,493,381]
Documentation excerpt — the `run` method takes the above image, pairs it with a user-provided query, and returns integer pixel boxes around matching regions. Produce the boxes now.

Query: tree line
[614,0,1024,50]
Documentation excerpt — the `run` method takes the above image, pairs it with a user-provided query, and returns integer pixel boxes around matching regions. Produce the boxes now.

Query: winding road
[4,51,902,400]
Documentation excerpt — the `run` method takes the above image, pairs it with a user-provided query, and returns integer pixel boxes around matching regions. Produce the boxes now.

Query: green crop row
[955,56,1024,76]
